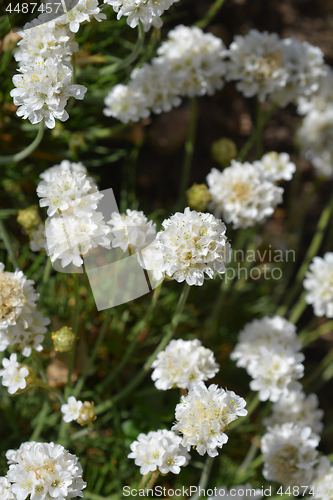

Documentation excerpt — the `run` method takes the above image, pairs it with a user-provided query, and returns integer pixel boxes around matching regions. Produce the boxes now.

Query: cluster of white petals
[108,209,156,253]
[0,477,15,500]
[104,25,227,123]
[261,423,320,487]
[140,207,231,286]
[253,152,296,182]
[61,396,83,422]
[37,161,111,269]
[207,160,284,229]
[172,382,247,457]
[0,353,30,395]
[29,223,47,252]
[230,316,304,402]
[311,457,333,500]
[104,0,178,31]
[0,263,49,357]
[5,441,86,500]
[151,338,219,390]
[209,484,262,500]
[128,429,190,475]
[263,391,324,434]
[303,252,333,318]
[226,29,326,105]
[297,70,333,178]
[42,0,107,33]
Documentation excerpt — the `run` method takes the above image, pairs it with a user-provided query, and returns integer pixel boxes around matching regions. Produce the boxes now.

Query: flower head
[128,429,190,475]
[253,152,296,182]
[61,396,83,423]
[0,353,30,394]
[108,209,156,253]
[0,477,15,500]
[172,382,247,457]
[304,253,333,318]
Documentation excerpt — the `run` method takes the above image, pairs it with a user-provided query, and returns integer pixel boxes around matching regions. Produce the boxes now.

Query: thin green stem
[39,258,52,307]
[30,399,49,442]
[0,121,44,165]
[287,292,307,324]
[255,99,264,158]
[35,379,65,404]
[300,320,333,347]
[277,190,333,317]
[95,283,190,416]
[177,97,198,209]
[236,435,261,476]
[0,219,19,269]
[73,307,112,398]
[100,22,145,75]
[195,0,226,29]
[304,347,333,387]
[190,456,215,500]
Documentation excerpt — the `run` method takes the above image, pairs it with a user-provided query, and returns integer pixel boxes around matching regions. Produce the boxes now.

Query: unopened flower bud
[52,326,76,352]
[211,138,237,167]
[186,183,211,212]
[17,206,42,232]
[77,401,97,427]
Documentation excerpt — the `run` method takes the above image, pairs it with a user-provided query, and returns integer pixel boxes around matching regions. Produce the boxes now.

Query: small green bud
[211,138,237,167]
[77,401,97,427]
[186,183,211,212]
[52,326,76,353]
[17,206,42,232]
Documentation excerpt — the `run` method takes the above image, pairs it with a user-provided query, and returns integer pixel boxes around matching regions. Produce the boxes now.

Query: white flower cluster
[104,25,227,123]
[263,391,324,434]
[312,457,333,500]
[139,207,231,286]
[261,423,320,487]
[207,160,284,229]
[104,0,178,31]
[303,252,333,318]
[61,396,96,426]
[172,381,247,457]
[297,69,333,178]
[151,338,219,390]
[253,152,296,182]
[37,160,111,269]
[0,477,15,500]
[9,0,106,128]
[128,429,190,475]
[209,484,262,500]
[0,263,49,357]
[230,316,304,402]
[0,353,30,395]
[4,441,86,500]
[226,29,326,105]
[108,209,156,253]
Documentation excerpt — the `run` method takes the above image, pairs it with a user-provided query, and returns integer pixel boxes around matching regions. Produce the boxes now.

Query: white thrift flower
[104,0,179,32]
[207,161,283,229]
[128,429,190,475]
[103,84,149,124]
[263,391,324,434]
[29,223,47,252]
[0,353,29,394]
[172,382,247,457]
[261,423,320,487]
[231,316,304,402]
[40,160,90,182]
[156,207,231,286]
[10,57,87,129]
[15,21,78,64]
[253,152,296,182]
[0,263,38,330]
[151,339,219,390]
[108,209,156,253]
[45,212,111,268]
[42,0,107,33]
[0,477,15,500]
[138,241,165,281]
[304,253,333,318]
[61,396,83,422]
[157,25,227,98]
[312,456,333,500]
[6,441,86,500]
[226,30,288,103]
[209,484,262,500]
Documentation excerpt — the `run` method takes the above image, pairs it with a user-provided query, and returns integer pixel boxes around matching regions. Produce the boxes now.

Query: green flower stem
[287,291,307,324]
[58,274,80,444]
[277,190,333,318]
[100,22,145,75]
[304,346,333,389]
[195,0,226,29]
[229,393,261,432]
[176,97,198,209]
[0,121,44,165]
[73,307,113,399]
[255,99,264,158]
[39,258,52,307]
[30,399,50,442]
[94,283,190,416]
[35,379,65,404]
[190,456,215,500]
[236,435,261,476]
[101,283,162,389]
[0,219,19,269]
[327,452,333,462]
[300,319,333,347]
